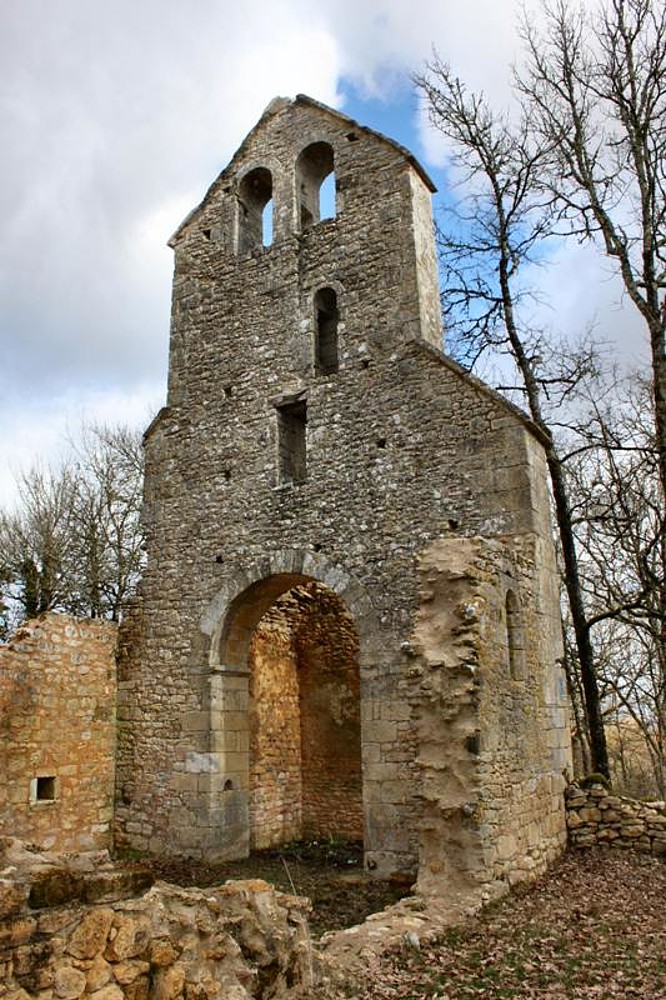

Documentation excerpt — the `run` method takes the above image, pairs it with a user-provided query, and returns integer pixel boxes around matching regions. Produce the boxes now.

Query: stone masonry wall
[0,614,117,854]
[248,585,363,849]
[294,589,362,842]
[249,622,302,849]
[566,782,666,854]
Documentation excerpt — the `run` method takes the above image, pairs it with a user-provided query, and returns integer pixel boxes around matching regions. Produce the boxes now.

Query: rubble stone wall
[0,839,311,1000]
[0,615,117,853]
[566,783,666,854]
[249,621,302,848]
[248,585,363,850]
[294,589,362,842]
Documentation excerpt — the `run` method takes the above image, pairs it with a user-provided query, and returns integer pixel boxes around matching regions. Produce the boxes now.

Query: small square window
[33,776,57,802]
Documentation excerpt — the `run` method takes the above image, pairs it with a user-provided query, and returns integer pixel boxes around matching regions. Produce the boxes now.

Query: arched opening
[314,287,339,375]
[296,141,335,231]
[219,575,362,851]
[237,167,273,252]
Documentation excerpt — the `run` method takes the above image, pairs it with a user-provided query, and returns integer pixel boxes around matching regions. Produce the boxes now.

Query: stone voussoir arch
[201,548,381,670]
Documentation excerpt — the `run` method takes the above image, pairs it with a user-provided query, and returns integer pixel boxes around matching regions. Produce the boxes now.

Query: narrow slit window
[314,287,339,375]
[296,142,335,231]
[506,590,526,680]
[277,401,307,484]
[238,167,273,253]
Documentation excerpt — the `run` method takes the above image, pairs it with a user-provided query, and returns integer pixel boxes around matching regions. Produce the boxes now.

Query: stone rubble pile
[565,783,666,854]
[0,838,312,1000]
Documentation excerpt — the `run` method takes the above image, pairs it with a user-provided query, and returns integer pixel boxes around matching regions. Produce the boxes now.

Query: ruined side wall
[412,536,571,900]
[248,587,363,849]
[294,596,363,842]
[0,614,117,853]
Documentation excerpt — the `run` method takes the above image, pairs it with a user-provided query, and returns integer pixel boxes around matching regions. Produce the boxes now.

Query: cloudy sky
[0,0,649,505]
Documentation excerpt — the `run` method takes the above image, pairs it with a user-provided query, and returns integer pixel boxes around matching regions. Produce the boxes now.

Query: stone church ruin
[114,95,571,892]
[2,96,572,903]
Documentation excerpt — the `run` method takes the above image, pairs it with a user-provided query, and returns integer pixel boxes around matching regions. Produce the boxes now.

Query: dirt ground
[131,839,409,939]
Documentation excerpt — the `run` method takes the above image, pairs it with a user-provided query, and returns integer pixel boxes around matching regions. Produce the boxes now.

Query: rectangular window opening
[35,776,57,801]
[277,401,307,484]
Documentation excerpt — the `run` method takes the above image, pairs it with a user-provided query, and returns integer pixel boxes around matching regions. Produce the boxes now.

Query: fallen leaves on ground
[349,849,666,999]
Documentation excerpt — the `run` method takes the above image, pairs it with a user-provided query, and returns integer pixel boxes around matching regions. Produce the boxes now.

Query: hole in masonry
[224,779,234,791]
[36,776,56,801]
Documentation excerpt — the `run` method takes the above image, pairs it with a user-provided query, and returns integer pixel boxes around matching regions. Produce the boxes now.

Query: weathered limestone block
[53,965,87,999]
[579,807,602,823]
[110,960,150,985]
[87,986,124,1000]
[0,882,27,921]
[84,954,113,991]
[104,915,151,962]
[67,909,115,960]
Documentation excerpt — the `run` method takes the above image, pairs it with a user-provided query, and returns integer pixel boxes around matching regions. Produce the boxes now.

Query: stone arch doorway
[245,579,362,849]
[201,553,380,860]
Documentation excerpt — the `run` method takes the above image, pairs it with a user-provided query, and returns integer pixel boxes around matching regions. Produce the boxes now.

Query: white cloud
[0,0,348,501]
[0,0,648,507]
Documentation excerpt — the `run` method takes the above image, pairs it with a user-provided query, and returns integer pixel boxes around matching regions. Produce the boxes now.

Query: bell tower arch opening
[296,141,335,230]
[237,166,273,252]
[217,573,363,852]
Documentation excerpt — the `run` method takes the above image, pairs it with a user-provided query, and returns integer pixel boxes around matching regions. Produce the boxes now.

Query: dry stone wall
[0,615,117,853]
[0,838,311,1000]
[566,783,666,854]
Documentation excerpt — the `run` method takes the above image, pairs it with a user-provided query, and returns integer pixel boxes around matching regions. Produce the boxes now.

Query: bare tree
[414,58,611,776]
[68,424,145,620]
[567,376,666,792]
[0,466,76,624]
[416,0,666,779]
[518,0,666,501]
[0,423,144,633]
